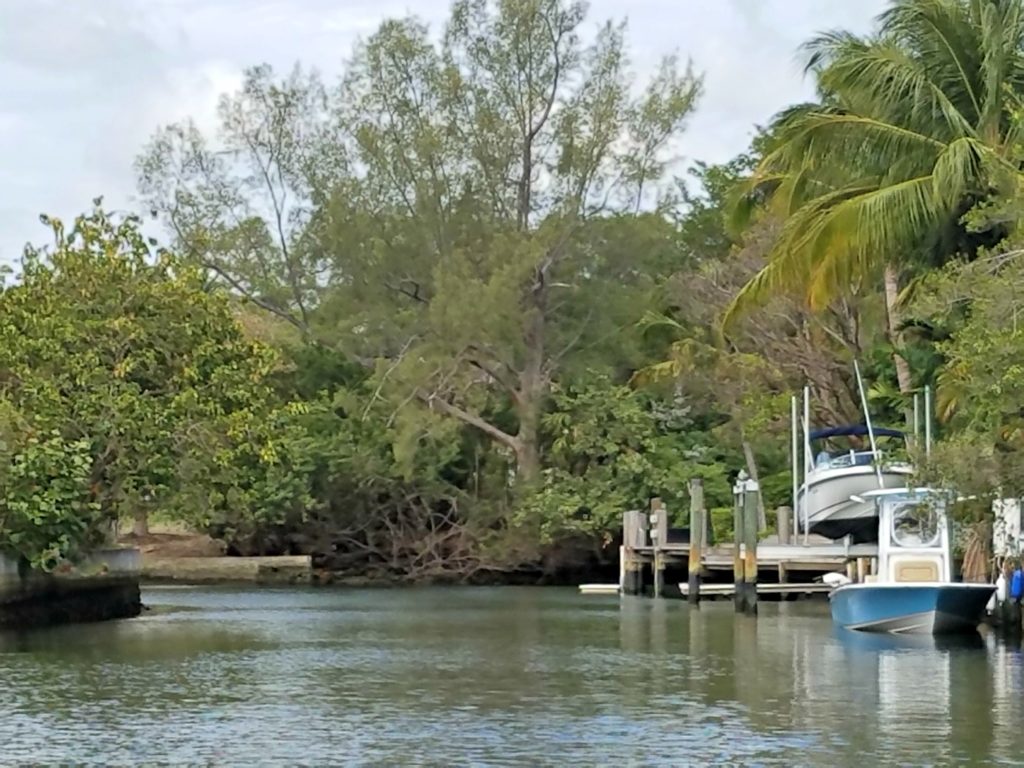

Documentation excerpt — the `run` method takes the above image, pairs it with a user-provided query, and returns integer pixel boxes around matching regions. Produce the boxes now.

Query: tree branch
[418,390,519,451]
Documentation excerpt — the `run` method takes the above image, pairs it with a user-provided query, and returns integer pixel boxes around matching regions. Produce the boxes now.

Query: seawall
[140,554,313,584]
[0,549,142,629]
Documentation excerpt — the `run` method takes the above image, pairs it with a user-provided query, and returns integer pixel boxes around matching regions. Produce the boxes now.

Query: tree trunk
[133,509,149,538]
[514,285,548,485]
[514,362,545,486]
[514,417,541,485]
[883,264,913,395]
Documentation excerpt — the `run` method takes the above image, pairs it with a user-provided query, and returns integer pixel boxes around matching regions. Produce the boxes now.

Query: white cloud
[0,0,887,262]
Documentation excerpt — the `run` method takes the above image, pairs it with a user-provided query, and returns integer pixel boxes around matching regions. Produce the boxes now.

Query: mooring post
[639,508,651,593]
[776,505,791,545]
[856,557,868,584]
[651,498,667,598]
[688,478,705,606]
[621,510,642,596]
[733,473,746,613]
[742,477,760,615]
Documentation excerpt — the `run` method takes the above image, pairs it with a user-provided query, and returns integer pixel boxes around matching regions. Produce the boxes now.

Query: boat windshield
[814,450,875,469]
[890,501,941,548]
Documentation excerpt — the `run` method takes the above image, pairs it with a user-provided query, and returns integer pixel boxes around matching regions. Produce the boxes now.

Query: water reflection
[0,586,1020,765]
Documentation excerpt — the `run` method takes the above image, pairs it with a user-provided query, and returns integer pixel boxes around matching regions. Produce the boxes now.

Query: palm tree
[725,0,1024,393]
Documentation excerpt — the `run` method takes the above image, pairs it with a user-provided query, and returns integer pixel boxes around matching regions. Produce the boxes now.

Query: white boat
[788,363,926,544]
[830,488,995,634]
[796,425,913,542]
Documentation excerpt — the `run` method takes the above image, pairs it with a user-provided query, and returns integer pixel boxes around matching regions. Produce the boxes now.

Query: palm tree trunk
[883,264,913,395]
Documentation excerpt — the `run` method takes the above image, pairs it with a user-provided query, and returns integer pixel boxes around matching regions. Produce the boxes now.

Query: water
[0,586,1021,766]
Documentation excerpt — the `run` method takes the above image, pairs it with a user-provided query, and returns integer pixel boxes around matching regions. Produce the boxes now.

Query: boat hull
[798,466,913,543]
[830,583,995,634]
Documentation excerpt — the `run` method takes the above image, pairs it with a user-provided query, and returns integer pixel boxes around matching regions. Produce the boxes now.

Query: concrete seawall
[0,549,142,629]
[140,554,313,584]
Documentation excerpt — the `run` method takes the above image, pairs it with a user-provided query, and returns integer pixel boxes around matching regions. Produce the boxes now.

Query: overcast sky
[0,0,888,262]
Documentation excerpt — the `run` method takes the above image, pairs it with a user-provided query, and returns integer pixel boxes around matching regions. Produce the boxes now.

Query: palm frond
[764,111,946,179]
[722,183,880,325]
[807,175,941,307]
[816,40,976,140]
[881,0,984,123]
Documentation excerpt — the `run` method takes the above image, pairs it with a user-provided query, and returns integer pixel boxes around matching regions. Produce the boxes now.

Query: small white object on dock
[578,584,621,595]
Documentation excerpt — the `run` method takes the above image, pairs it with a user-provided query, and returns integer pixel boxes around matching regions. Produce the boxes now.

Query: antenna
[791,394,799,542]
[913,392,920,447]
[803,385,810,545]
[924,385,932,458]
[853,359,884,486]
[803,385,811,473]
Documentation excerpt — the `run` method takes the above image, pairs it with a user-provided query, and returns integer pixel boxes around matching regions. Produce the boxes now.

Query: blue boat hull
[830,583,995,634]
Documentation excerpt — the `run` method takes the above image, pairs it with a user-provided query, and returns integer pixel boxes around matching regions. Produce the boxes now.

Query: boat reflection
[832,625,986,653]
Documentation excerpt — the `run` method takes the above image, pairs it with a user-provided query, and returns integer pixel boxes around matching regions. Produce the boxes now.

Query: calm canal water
[0,586,1022,766]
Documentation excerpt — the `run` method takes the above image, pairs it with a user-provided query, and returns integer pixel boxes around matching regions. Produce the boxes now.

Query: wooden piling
[856,557,868,584]
[688,479,705,606]
[733,483,745,614]
[776,505,791,546]
[621,510,643,595]
[742,481,759,615]
[651,498,667,598]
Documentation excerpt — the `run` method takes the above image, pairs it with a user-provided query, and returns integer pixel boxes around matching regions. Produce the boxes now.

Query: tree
[518,375,733,546]
[725,0,1024,398]
[0,206,288,568]
[136,64,340,338]
[138,0,702,486]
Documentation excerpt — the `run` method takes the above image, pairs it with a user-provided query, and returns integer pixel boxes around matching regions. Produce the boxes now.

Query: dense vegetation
[3,0,1024,579]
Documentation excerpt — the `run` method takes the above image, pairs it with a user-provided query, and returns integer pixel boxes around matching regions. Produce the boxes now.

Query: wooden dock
[614,483,878,607]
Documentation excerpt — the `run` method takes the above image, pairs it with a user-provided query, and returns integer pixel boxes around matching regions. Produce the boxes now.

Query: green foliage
[726,0,1023,321]
[0,206,298,568]
[138,0,702,490]
[909,238,1024,499]
[79,0,1024,577]
[515,376,731,544]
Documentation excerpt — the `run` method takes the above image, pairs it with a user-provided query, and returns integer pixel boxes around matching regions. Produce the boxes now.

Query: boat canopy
[809,424,904,441]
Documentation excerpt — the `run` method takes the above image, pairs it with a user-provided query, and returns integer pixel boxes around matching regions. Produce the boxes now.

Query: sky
[0,0,888,263]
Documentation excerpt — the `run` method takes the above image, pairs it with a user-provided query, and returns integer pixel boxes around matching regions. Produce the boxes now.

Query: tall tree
[138,0,702,484]
[725,0,1024,396]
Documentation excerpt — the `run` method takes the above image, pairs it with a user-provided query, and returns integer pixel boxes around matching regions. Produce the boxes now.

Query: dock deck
[629,540,877,572]
[613,499,878,602]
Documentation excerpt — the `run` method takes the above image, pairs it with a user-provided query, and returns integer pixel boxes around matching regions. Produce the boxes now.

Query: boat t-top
[790,364,921,544]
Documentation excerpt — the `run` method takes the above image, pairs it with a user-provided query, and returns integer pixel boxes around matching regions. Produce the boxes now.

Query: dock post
[651,498,667,598]
[776,506,791,545]
[856,557,868,584]
[742,478,760,615]
[639,508,651,593]
[733,473,746,613]
[688,478,705,606]
[622,511,642,595]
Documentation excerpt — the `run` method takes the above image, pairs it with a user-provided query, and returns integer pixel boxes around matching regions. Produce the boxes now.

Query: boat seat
[893,560,939,582]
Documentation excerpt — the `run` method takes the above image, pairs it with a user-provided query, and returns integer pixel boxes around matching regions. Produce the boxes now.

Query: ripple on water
[0,587,1016,766]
